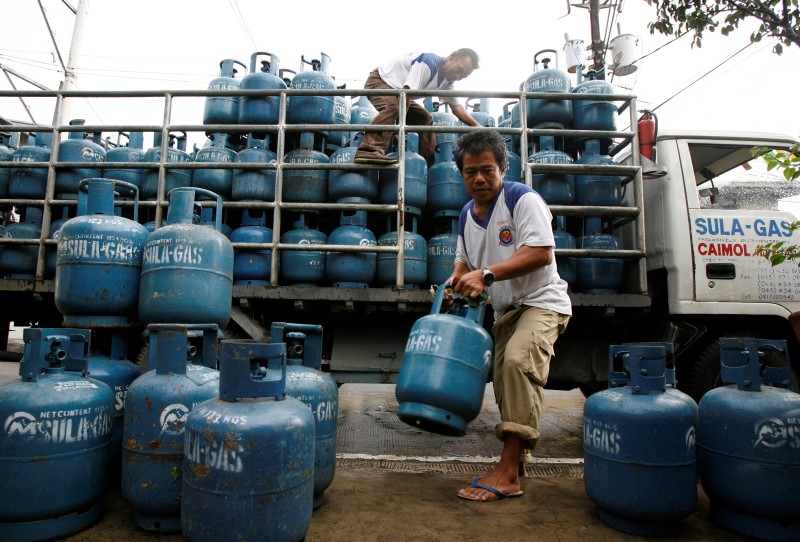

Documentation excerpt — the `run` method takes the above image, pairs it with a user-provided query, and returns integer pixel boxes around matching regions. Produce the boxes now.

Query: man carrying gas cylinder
[447,130,572,502]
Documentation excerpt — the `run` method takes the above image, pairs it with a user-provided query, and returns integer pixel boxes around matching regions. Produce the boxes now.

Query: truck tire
[683,332,798,402]
[683,339,726,403]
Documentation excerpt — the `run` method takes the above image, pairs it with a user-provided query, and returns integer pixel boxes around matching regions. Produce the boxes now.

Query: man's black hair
[454,48,480,70]
[455,130,508,173]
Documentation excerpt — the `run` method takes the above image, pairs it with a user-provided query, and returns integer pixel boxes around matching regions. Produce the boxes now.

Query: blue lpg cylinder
[198,206,233,239]
[142,133,193,200]
[203,58,248,126]
[231,209,273,285]
[576,217,624,294]
[326,203,377,288]
[380,133,428,210]
[104,131,145,197]
[505,148,523,183]
[122,324,220,534]
[328,145,378,202]
[524,50,573,129]
[182,340,314,542]
[376,213,428,288]
[45,204,73,278]
[349,95,377,145]
[0,132,14,198]
[8,132,52,199]
[238,52,287,137]
[288,53,336,126]
[424,97,459,146]
[283,131,329,203]
[553,216,577,288]
[497,100,515,153]
[427,141,468,215]
[463,98,496,127]
[55,119,106,195]
[0,206,42,279]
[426,216,458,287]
[530,136,575,205]
[698,338,800,542]
[584,343,698,537]
[55,179,149,328]
[575,139,622,206]
[0,328,113,542]
[139,187,234,327]
[192,133,237,200]
[329,92,351,151]
[396,286,493,436]
[572,78,618,133]
[279,212,327,286]
[232,134,277,201]
[270,323,339,510]
[86,330,141,481]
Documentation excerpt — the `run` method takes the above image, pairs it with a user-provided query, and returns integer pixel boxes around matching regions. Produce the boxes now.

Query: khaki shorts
[491,305,570,448]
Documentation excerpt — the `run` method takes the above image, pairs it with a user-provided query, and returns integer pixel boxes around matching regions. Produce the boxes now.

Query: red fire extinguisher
[638,110,656,160]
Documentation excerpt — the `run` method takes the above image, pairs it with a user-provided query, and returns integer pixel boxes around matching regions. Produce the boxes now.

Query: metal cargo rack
[0,86,648,353]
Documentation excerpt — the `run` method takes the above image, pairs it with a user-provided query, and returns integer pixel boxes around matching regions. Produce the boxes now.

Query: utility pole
[55,0,89,125]
[589,0,606,79]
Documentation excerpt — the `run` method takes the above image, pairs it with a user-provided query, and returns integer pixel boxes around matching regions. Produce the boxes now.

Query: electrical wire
[71,82,105,124]
[228,0,257,52]
[59,0,77,15]
[36,0,67,74]
[651,41,755,113]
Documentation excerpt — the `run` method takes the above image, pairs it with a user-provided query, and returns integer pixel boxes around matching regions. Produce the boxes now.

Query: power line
[36,0,67,74]
[72,82,105,123]
[228,0,257,52]
[652,41,755,113]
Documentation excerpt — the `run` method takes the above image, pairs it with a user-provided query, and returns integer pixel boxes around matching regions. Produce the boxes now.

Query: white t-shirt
[378,52,458,106]
[455,181,572,319]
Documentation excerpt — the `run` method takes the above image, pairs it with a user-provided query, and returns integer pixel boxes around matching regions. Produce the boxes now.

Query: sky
[1,0,798,151]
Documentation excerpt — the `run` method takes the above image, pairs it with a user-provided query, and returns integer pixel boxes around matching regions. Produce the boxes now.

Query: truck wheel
[578,383,606,398]
[683,339,724,403]
[684,332,762,402]
[136,340,149,374]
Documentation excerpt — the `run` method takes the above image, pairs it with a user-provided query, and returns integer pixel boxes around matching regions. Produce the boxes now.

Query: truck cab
[636,130,800,398]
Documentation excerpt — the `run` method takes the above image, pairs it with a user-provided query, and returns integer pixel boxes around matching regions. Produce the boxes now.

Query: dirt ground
[65,466,748,542]
[0,362,752,542]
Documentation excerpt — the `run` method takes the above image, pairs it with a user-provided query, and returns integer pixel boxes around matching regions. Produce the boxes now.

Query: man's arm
[453,245,553,299]
[450,103,481,127]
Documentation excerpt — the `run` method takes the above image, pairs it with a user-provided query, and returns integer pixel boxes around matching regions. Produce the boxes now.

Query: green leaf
[771,254,787,266]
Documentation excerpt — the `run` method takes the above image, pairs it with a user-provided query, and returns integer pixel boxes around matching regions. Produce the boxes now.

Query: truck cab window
[690,143,800,214]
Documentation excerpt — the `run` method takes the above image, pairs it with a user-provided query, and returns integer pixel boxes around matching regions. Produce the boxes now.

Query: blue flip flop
[457,477,524,501]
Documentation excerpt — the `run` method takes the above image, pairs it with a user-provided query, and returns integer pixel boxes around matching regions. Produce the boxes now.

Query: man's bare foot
[457,469,523,502]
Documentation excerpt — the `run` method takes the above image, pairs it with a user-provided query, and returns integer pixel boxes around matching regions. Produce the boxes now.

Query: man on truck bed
[450,131,572,502]
[353,49,482,167]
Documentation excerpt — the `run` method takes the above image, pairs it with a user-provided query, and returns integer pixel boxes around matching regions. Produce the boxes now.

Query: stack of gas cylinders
[0,48,631,293]
[0,176,337,540]
[517,49,625,294]
[583,339,799,540]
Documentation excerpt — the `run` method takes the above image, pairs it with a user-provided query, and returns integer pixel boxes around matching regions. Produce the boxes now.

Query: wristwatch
[481,267,495,286]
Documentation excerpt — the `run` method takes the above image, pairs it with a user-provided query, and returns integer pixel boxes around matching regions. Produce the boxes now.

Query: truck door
[683,139,800,306]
